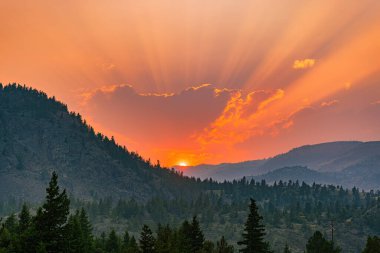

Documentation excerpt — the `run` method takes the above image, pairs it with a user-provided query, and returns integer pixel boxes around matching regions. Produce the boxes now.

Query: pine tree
[362,236,380,253]
[65,213,83,253]
[18,204,31,234]
[305,231,341,253]
[123,230,130,250]
[34,171,70,253]
[215,236,234,253]
[127,236,140,253]
[190,216,204,252]
[79,208,93,252]
[106,229,120,253]
[139,224,155,253]
[238,198,272,253]
[283,243,291,253]
[155,224,172,253]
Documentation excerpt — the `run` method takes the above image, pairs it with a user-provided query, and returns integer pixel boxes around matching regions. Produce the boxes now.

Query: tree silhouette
[305,231,340,253]
[139,224,155,253]
[238,198,272,253]
[34,172,70,253]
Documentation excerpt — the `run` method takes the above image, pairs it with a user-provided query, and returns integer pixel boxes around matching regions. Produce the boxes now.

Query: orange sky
[1,0,380,166]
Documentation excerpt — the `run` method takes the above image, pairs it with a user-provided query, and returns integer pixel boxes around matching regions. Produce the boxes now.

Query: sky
[1,0,380,166]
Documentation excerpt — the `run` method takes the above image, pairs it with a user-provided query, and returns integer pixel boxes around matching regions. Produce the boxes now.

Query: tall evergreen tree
[305,231,340,253]
[190,216,204,252]
[155,224,172,253]
[362,236,380,253]
[238,198,272,253]
[215,236,234,253]
[79,208,93,253]
[283,243,291,253]
[127,236,140,253]
[18,204,30,234]
[34,172,70,253]
[139,224,155,253]
[106,229,120,253]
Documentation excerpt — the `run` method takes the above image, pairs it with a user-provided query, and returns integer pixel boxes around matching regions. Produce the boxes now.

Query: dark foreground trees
[238,198,272,253]
[0,172,377,253]
[305,231,341,253]
[362,236,380,253]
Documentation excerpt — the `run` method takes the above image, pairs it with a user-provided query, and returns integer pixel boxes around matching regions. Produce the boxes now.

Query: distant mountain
[0,84,201,202]
[184,141,380,189]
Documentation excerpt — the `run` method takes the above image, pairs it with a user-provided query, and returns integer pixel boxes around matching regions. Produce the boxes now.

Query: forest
[0,173,379,253]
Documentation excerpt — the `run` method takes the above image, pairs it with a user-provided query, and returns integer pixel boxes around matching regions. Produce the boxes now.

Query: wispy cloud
[293,59,316,69]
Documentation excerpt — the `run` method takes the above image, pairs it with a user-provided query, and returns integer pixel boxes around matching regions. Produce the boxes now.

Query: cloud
[372,100,380,105]
[293,59,316,69]
[195,89,285,145]
[320,99,339,107]
[81,84,238,165]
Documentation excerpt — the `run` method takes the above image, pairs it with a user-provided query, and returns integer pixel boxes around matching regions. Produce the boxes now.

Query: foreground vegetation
[1,173,379,253]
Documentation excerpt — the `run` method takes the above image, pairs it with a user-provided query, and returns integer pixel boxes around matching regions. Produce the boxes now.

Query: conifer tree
[362,236,380,253]
[155,224,172,253]
[65,213,83,253]
[283,243,291,253]
[18,204,30,234]
[127,236,140,253]
[34,172,70,253]
[238,198,272,253]
[190,216,204,252]
[139,224,155,253]
[215,236,234,253]
[305,231,340,253]
[106,229,120,253]
[123,230,130,250]
[79,208,93,252]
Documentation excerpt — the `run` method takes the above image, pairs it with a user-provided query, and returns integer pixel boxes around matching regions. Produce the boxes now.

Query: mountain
[0,84,202,202]
[184,141,380,189]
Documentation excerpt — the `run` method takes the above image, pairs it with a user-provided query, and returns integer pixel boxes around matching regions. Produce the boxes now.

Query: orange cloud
[196,89,285,145]
[293,59,316,69]
[320,100,339,107]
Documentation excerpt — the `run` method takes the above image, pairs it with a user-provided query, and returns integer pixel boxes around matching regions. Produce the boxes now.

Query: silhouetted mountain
[185,141,380,189]
[0,84,202,202]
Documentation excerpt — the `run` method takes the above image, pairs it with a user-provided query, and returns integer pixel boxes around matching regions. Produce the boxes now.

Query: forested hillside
[1,174,379,253]
[0,84,207,202]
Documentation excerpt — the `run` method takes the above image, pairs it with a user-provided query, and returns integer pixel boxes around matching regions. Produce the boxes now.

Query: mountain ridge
[184,141,380,189]
[0,84,203,202]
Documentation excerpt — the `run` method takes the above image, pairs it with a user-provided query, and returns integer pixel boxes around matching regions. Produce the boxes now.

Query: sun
[178,161,188,167]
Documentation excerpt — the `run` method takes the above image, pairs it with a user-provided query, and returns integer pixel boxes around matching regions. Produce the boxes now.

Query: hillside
[184,141,380,189]
[0,84,202,202]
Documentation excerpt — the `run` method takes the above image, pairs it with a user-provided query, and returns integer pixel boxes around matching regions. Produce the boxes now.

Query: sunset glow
[178,162,188,167]
[1,0,379,166]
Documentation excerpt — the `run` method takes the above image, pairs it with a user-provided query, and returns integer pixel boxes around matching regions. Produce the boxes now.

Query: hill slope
[0,84,200,202]
[184,141,380,189]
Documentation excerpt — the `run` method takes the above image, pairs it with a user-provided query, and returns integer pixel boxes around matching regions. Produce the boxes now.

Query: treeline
[1,173,379,253]
[69,180,380,235]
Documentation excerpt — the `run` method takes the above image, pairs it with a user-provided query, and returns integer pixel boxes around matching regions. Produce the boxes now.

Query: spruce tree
[106,229,120,253]
[139,224,155,253]
[283,243,291,253]
[79,208,93,253]
[18,204,31,234]
[238,198,272,253]
[127,236,140,253]
[190,216,204,252]
[305,231,340,253]
[362,236,380,253]
[155,224,172,253]
[215,236,234,253]
[34,172,70,253]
